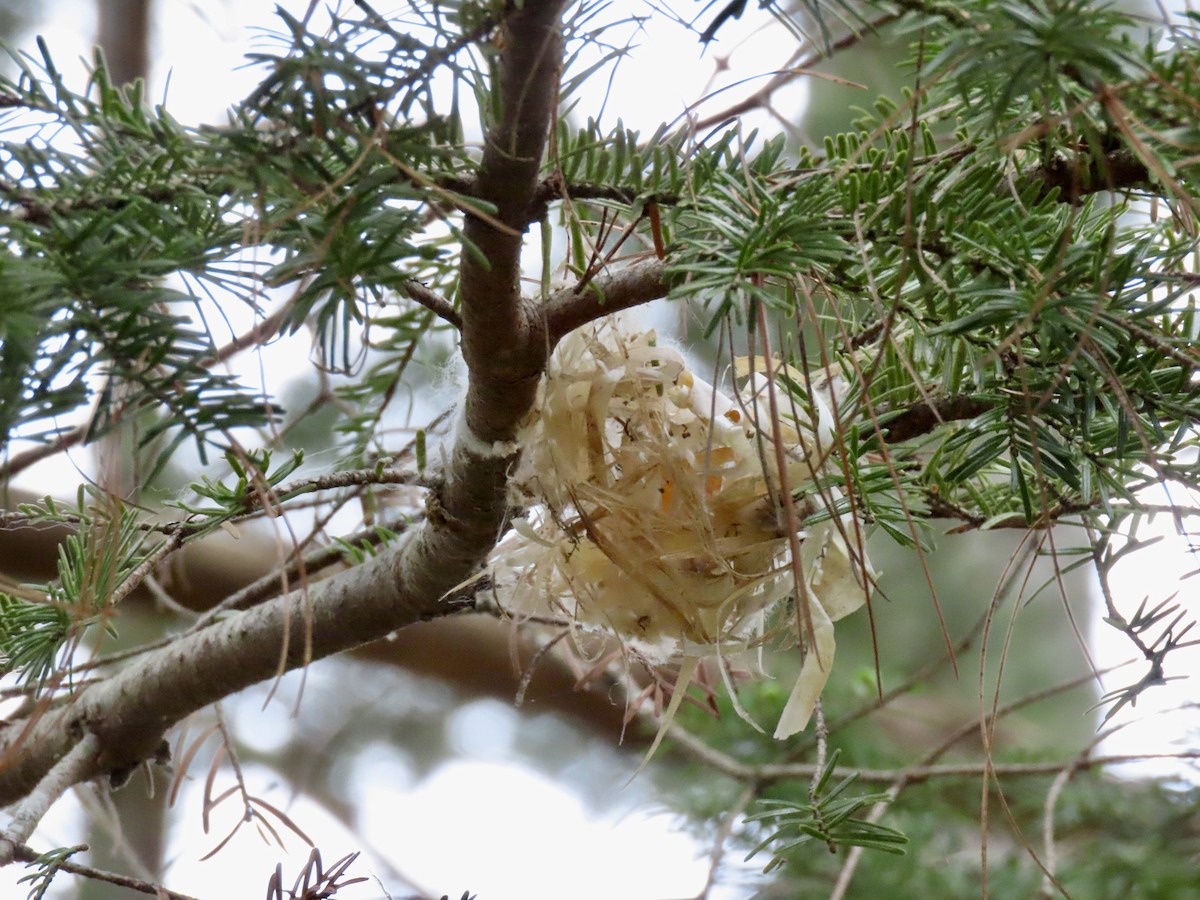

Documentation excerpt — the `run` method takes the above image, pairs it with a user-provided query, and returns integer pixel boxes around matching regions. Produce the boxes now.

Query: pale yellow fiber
[495,320,872,739]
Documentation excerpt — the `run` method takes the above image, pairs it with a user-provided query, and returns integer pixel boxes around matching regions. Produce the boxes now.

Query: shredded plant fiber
[495,320,872,740]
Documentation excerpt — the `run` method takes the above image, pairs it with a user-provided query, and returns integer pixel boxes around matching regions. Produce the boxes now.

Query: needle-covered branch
[0,0,572,810]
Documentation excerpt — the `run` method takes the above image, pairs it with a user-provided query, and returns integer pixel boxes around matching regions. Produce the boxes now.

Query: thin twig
[696,782,756,900]
[543,256,667,343]
[665,720,1193,787]
[401,280,462,329]
[0,282,305,483]
[692,9,905,131]
[109,533,183,608]
[11,842,202,900]
[188,514,413,628]
[827,660,1120,899]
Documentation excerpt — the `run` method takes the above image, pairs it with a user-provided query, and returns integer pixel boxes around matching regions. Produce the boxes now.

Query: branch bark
[0,0,572,809]
[544,256,669,343]
[879,394,996,444]
[0,734,97,864]
[458,1,568,444]
[0,0,678,813]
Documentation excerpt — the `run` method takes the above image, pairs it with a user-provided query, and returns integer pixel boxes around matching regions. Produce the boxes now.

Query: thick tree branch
[0,490,632,739]
[1032,147,1153,203]
[0,514,457,805]
[459,0,568,444]
[11,843,201,900]
[0,0,571,809]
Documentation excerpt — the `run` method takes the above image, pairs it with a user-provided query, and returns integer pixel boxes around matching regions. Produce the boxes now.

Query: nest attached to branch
[494,319,872,742]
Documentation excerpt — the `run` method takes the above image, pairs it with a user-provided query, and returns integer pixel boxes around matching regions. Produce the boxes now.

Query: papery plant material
[496,320,872,740]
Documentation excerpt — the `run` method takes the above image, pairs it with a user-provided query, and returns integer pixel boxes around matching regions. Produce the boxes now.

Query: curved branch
[880,394,996,444]
[459,0,569,444]
[0,0,571,809]
[543,256,669,343]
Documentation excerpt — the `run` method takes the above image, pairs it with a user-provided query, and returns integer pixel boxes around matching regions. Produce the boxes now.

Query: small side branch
[543,256,669,343]
[1032,147,1153,204]
[402,280,462,330]
[881,395,996,444]
[0,733,98,866]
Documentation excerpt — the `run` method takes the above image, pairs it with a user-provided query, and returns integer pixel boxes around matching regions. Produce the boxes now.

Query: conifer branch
[0,0,572,809]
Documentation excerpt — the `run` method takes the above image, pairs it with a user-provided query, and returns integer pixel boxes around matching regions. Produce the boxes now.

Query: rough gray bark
[0,0,670,809]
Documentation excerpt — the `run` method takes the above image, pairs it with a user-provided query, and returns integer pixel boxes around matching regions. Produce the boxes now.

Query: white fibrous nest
[494,320,873,740]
